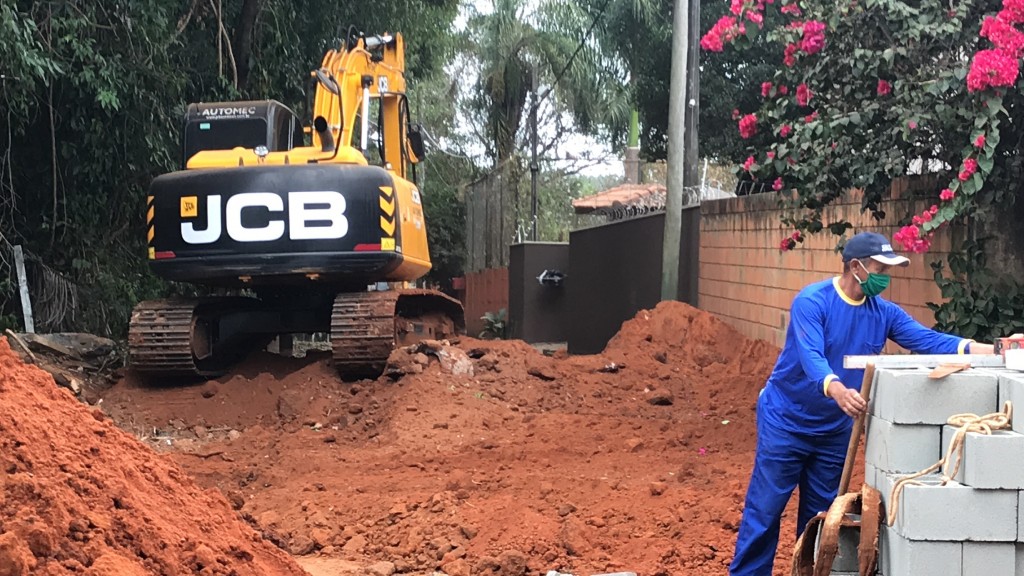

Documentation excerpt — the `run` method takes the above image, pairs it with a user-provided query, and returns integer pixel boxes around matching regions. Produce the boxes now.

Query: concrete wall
[866,366,1024,575]
[699,176,964,351]
[567,207,700,354]
[508,242,570,343]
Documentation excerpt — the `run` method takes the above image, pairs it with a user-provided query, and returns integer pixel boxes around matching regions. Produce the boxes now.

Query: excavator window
[181,100,304,168]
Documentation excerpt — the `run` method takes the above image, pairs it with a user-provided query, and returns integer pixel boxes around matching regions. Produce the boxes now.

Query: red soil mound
[0,338,308,576]
[97,301,839,576]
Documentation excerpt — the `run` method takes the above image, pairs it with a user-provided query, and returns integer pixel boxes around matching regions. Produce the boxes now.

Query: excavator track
[331,289,465,380]
[128,298,264,379]
[129,289,464,381]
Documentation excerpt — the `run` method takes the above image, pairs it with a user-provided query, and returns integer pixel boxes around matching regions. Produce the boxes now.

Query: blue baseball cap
[842,232,910,267]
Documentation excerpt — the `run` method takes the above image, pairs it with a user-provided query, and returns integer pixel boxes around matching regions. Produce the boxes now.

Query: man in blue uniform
[728,231,995,576]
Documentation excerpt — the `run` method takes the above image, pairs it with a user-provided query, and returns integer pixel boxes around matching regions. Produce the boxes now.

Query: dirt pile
[0,338,308,576]
[98,301,818,575]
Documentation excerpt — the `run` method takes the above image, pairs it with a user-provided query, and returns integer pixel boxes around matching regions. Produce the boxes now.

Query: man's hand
[827,380,866,418]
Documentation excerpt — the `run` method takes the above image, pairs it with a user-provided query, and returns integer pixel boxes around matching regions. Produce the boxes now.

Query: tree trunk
[232,0,262,89]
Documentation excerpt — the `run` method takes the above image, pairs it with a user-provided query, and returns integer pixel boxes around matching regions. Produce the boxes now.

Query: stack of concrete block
[863,367,1024,576]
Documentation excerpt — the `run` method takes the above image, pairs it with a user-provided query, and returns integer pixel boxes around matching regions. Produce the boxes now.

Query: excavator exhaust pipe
[313,116,335,152]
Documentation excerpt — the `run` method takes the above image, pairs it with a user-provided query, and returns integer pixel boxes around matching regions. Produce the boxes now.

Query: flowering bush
[738,113,759,138]
[701,0,1022,256]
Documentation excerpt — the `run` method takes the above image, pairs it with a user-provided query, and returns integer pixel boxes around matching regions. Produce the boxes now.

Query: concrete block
[873,368,998,425]
[963,542,1015,576]
[865,462,880,492]
[884,473,1018,541]
[813,518,860,573]
[880,525,961,576]
[999,374,1024,435]
[865,416,941,474]
[1019,491,1024,544]
[941,426,1024,489]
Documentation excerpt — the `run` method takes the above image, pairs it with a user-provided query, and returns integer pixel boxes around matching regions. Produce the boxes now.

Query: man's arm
[790,295,866,416]
[790,295,836,392]
[886,302,974,354]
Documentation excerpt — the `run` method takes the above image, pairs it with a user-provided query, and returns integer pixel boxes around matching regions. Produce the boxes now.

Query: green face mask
[856,261,890,297]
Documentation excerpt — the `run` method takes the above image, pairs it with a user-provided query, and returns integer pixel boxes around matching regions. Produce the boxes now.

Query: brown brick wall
[699,176,964,352]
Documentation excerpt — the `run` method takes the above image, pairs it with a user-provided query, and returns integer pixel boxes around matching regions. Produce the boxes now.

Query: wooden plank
[843,354,1004,369]
[13,245,34,333]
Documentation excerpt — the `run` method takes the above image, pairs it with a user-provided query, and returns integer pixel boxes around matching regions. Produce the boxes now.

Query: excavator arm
[310,32,422,179]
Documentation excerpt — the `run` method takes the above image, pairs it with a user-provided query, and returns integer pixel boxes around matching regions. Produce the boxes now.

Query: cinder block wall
[866,367,1024,575]
[699,176,963,350]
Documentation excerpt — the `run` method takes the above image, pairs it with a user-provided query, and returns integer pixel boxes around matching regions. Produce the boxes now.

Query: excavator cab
[181,100,305,168]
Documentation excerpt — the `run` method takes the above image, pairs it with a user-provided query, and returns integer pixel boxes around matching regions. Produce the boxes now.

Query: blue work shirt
[759,277,971,435]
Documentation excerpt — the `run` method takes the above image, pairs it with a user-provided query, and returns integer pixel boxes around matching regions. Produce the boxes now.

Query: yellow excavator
[128,29,465,379]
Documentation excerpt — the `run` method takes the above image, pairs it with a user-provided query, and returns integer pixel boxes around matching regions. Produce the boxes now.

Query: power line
[537,0,614,109]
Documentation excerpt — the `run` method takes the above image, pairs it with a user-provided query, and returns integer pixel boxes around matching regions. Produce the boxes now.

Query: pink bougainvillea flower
[746,9,764,26]
[739,114,758,139]
[796,83,812,106]
[779,124,792,137]
[929,205,939,215]
[784,43,799,66]
[804,111,819,123]
[730,0,745,15]
[773,177,784,191]
[974,134,987,148]
[743,156,757,171]
[781,2,802,16]
[999,0,1024,25]
[700,16,741,52]
[894,224,932,253]
[762,81,773,97]
[962,157,979,177]
[877,79,892,96]
[967,49,1020,92]
[732,108,741,120]
[908,120,918,129]
[790,231,802,241]
[981,15,1024,57]
[767,151,776,159]
[778,84,789,95]
[800,20,827,54]
[940,188,955,201]
[779,238,792,251]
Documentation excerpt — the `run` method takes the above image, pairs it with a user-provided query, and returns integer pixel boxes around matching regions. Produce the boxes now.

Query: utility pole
[684,0,700,200]
[660,0,690,300]
[530,63,540,241]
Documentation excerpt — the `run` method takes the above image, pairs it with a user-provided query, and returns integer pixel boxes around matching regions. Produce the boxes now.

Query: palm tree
[464,0,631,167]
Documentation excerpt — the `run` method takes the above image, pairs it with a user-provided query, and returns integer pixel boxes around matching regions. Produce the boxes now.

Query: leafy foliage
[628,0,784,162]
[701,0,1024,337]
[702,0,1023,246]
[929,239,1024,340]
[479,308,509,339]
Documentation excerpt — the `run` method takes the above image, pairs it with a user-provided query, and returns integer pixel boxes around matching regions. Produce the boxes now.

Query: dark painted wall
[508,243,570,343]
[567,207,700,354]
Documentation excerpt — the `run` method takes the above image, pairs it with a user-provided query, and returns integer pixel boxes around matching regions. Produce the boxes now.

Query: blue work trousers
[728,394,851,576]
